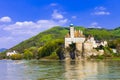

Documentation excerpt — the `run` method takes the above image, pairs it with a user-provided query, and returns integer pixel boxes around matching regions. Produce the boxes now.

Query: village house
[6,50,17,56]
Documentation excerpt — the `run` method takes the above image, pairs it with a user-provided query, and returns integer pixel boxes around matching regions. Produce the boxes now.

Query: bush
[97,55,104,60]
[46,52,59,59]
[90,55,105,60]
[23,49,33,60]
[27,47,38,59]
[0,53,6,59]
[10,54,23,60]
[37,39,64,59]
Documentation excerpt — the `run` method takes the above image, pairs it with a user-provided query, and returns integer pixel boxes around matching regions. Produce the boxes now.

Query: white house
[6,50,17,56]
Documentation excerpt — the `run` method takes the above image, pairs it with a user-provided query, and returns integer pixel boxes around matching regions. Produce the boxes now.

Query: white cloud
[89,22,102,28]
[58,19,68,24]
[0,16,12,22]
[4,21,35,31]
[2,19,67,48]
[92,6,110,16]
[50,3,58,6]
[95,7,106,10]
[37,20,58,28]
[52,10,64,19]
[4,10,68,35]
[71,16,77,19]
[91,22,98,26]
[4,18,67,31]
[0,9,69,48]
[3,20,56,38]
[94,11,110,15]
[3,19,68,42]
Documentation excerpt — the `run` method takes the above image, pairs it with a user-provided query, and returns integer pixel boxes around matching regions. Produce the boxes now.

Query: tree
[117,44,120,53]
[10,54,23,60]
[23,49,33,60]
[37,39,64,59]
[28,47,38,59]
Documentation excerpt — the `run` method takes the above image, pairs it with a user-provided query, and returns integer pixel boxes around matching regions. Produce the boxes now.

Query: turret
[70,24,74,38]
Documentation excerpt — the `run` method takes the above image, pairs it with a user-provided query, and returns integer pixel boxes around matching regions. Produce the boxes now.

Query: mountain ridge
[0,48,7,52]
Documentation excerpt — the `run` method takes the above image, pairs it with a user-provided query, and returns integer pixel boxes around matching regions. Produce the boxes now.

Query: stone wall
[65,37,85,48]
[75,42,84,59]
[83,42,94,57]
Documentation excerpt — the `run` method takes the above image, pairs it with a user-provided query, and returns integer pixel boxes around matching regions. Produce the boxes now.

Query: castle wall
[84,42,93,51]
[83,42,94,57]
[74,38,85,43]
[65,37,85,48]
[65,38,72,48]
[76,42,83,51]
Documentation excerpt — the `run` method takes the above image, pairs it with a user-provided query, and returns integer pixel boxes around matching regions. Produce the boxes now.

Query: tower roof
[70,24,74,27]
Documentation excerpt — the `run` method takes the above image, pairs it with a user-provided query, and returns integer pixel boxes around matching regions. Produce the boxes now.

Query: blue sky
[0,0,120,48]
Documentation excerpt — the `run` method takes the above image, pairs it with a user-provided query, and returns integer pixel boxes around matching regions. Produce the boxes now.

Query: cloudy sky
[0,0,120,48]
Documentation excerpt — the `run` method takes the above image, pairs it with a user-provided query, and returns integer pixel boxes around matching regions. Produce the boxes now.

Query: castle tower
[70,24,74,38]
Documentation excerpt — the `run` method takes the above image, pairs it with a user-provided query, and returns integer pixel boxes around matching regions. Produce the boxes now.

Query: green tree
[37,39,64,59]
[23,49,33,60]
[28,47,38,59]
[0,53,6,59]
[10,54,23,60]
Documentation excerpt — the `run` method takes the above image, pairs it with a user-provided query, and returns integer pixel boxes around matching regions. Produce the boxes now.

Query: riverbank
[1,56,120,61]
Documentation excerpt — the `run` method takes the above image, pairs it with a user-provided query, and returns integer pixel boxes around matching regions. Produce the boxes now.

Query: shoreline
[1,57,120,61]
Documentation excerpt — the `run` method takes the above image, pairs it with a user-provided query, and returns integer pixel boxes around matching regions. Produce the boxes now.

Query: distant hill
[111,27,120,38]
[0,48,7,52]
[9,26,120,53]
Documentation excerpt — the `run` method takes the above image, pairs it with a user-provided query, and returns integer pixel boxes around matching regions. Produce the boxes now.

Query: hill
[10,26,69,53]
[111,27,120,38]
[9,26,120,53]
[0,48,7,52]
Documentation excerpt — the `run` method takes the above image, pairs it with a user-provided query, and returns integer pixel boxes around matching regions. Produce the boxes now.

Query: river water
[0,60,120,80]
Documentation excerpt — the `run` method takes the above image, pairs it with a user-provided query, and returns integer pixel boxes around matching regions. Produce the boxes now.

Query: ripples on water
[0,60,120,80]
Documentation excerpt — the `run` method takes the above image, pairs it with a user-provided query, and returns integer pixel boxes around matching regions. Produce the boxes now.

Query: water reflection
[0,60,120,80]
[0,60,7,80]
[64,60,120,80]
[6,60,28,80]
[64,60,107,80]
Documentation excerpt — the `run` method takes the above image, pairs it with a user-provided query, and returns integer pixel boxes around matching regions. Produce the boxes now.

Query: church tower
[70,24,74,38]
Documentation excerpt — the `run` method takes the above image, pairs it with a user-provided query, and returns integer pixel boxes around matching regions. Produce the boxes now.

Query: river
[0,60,120,80]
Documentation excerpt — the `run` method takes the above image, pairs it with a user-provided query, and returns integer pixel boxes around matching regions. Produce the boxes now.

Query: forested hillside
[10,26,68,52]
[10,26,120,53]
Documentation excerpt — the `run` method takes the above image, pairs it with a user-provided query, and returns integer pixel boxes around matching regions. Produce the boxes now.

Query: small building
[6,50,17,56]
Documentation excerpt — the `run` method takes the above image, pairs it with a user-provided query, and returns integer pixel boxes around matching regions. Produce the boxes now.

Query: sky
[0,0,120,49]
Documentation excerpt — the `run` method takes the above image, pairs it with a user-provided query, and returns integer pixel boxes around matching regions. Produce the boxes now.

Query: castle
[65,24,107,59]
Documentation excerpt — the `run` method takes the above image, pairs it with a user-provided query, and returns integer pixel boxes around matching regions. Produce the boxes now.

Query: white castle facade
[65,24,107,58]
